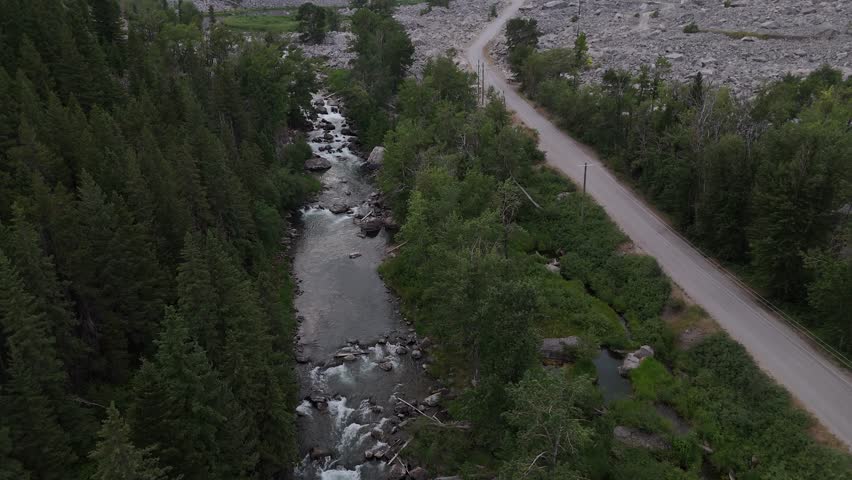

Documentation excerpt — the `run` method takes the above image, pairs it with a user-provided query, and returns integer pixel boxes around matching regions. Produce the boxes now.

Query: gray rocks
[305,156,332,171]
[309,446,332,460]
[409,467,430,480]
[329,203,350,214]
[388,464,406,480]
[349,252,362,259]
[542,0,567,9]
[618,345,654,376]
[613,426,669,450]
[545,258,561,274]
[378,360,394,371]
[366,146,385,169]
[424,392,442,407]
[490,0,852,98]
[359,218,384,236]
[540,337,581,364]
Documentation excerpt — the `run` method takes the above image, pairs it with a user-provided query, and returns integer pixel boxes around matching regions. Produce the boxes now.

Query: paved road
[465,0,852,449]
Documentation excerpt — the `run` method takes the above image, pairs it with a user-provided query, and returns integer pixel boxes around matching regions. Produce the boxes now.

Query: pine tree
[0,211,85,381]
[0,251,76,479]
[89,403,170,480]
[0,426,31,480]
[130,308,256,480]
[176,232,221,353]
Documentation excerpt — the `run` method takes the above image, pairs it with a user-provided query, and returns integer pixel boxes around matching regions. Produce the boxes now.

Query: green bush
[630,358,675,400]
[683,22,699,33]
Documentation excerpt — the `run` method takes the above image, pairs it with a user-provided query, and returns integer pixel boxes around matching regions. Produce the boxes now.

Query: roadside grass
[220,14,300,33]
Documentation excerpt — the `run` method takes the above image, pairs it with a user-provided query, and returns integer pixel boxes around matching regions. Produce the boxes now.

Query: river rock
[387,463,406,480]
[545,258,561,274]
[329,203,350,214]
[539,337,581,364]
[411,349,423,360]
[613,426,669,450]
[366,146,385,169]
[409,467,430,480]
[618,345,654,376]
[395,346,408,355]
[322,132,334,141]
[424,392,442,407]
[342,354,357,362]
[383,215,400,231]
[309,446,332,460]
[360,218,384,236]
[378,360,394,371]
[349,252,362,259]
[305,157,332,171]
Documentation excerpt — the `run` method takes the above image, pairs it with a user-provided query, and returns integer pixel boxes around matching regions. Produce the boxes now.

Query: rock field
[491,0,852,96]
[200,0,851,96]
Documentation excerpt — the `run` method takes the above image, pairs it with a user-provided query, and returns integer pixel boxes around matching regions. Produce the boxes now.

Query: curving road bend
[464,0,852,449]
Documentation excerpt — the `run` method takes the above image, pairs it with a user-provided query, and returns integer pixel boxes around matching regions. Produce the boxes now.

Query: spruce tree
[89,403,170,480]
[0,426,31,480]
[0,251,76,479]
[130,308,256,480]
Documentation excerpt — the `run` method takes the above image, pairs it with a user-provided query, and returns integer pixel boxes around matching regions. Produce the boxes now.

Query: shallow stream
[292,96,430,480]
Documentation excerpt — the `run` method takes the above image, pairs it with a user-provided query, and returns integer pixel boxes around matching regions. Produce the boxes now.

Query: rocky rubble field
[298,0,508,74]
[491,0,851,96]
[393,0,508,74]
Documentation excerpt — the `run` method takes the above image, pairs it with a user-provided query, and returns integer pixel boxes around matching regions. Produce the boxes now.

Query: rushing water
[292,96,430,480]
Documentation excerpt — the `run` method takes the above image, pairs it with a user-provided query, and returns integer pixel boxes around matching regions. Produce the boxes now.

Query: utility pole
[580,162,588,224]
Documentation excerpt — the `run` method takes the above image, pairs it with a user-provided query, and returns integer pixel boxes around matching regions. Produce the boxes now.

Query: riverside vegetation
[0,0,321,478]
[504,18,852,357]
[328,2,852,479]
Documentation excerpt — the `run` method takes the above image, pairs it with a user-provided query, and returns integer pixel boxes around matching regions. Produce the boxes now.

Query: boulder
[360,218,384,236]
[424,392,442,407]
[409,467,429,480]
[305,157,332,171]
[309,446,332,460]
[539,337,581,364]
[349,252,362,259]
[395,345,408,355]
[366,146,385,169]
[542,0,567,9]
[378,360,394,371]
[329,203,350,214]
[411,349,423,360]
[383,215,401,231]
[618,345,654,376]
[387,463,406,480]
[545,259,561,274]
[613,426,669,450]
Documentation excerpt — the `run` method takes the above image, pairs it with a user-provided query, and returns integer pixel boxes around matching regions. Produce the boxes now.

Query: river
[292,96,431,480]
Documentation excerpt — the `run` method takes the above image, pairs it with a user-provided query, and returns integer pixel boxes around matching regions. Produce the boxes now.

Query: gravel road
[466,0,852,450]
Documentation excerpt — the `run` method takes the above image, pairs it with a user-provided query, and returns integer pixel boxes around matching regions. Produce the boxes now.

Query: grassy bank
[219,14,300,33]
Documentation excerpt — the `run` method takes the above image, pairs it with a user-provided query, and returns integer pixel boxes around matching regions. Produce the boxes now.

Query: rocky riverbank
[490,0,851,96]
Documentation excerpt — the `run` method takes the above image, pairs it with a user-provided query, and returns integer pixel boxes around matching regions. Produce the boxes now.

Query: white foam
[320,468,361,480]
[338,422,366,451]
[324,364,355,385]
[327,397,354,433]
[296,400,313,417]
